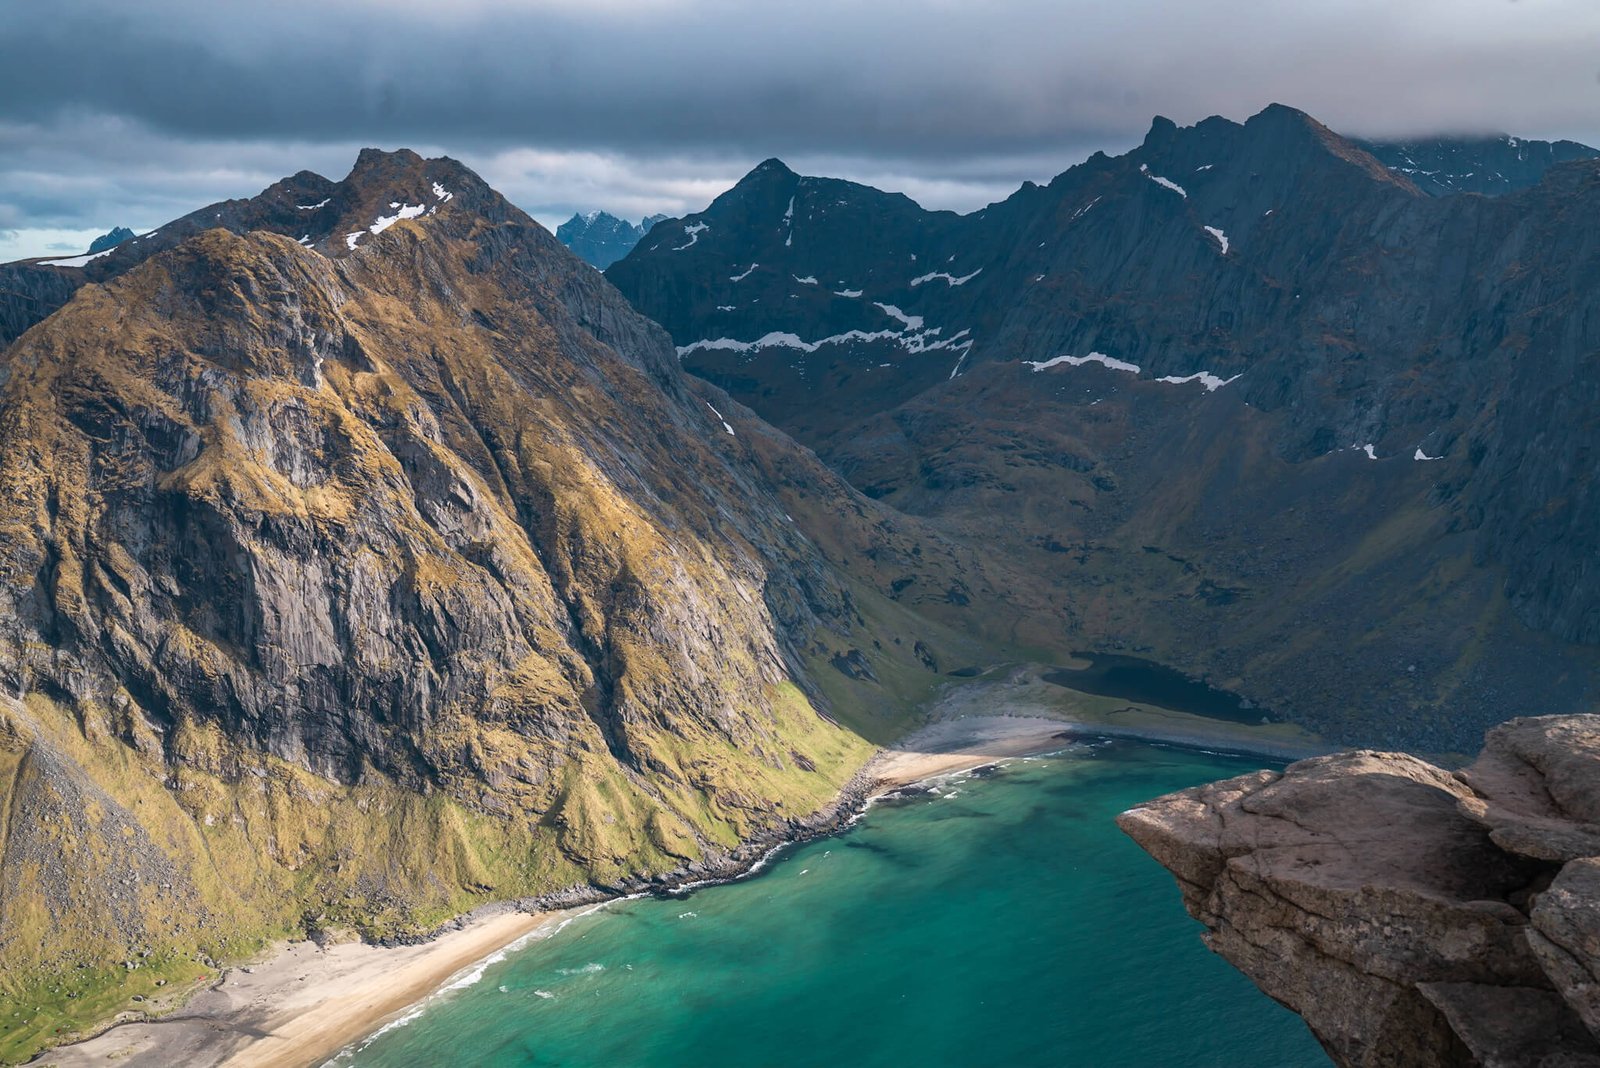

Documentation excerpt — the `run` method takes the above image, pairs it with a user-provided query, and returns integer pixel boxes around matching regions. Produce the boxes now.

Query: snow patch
[679,325,970,360]
[1414,447,1442,461]
[1070,196,1101,221]
[716,304,736,311]
[36,248,113,268]
[705,401,736,436]
[1140,164,1188,197]
[1155,371,1241,391]
[296,198,330,210]
[432,181,454,202]
[673,221,708,251]
[833,288,862,298]
[910,268,982,287]
[873,303,923,330]
[1028,353,1142,375]
[729,263,758,282]
[793,274,817,285]
[369,202,427,237]
[345,232,364,250]
[1203,225,1230,254]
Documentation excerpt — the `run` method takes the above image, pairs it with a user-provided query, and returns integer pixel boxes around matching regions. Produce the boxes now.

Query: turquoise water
[333,742,1325,1067]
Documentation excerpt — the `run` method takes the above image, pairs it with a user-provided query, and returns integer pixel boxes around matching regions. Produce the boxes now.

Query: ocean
[329,740,1325,1067]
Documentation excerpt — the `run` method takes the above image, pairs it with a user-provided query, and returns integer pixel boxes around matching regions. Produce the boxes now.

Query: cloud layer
[4,0,1598,256]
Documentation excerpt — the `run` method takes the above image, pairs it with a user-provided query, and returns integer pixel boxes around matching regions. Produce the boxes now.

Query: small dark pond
[1044,652,1279,725]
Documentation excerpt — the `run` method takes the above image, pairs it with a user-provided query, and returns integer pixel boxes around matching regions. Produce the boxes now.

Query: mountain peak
[1252,101,1316,125]
[1240,103,1417,190]
[350,146,426,173]
[1143,115,1180,148]
[556,209,660,267]
[728,158,800,195]
[87,227,137,254]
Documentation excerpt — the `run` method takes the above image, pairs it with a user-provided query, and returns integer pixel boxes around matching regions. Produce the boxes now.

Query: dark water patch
[922,807,996,823]
[1046,652,1280,724]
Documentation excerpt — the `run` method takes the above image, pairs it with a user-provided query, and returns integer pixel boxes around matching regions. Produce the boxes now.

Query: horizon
[5,101,1594,262]
[4,0,1599,259]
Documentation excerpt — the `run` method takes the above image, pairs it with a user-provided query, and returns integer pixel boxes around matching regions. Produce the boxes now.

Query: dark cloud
[3,0,1598,254]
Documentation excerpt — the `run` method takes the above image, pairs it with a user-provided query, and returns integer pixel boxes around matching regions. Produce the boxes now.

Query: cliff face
[0,149,980,1060]
[1119,715,1600,1067]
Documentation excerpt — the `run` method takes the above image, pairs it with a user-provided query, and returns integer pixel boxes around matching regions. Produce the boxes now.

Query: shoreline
[35,706,1308,1068]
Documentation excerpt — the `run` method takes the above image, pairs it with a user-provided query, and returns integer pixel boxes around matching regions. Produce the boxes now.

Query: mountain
[86,226,137,254]
[0,149,995,1060]
[555,210,669,268]
[607,104,1600,752]
[1358,134,1599,196]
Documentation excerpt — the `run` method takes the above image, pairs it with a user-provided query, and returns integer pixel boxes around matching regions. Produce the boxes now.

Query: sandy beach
[33,907,562,1068]
[861,714,1085,790]
[36,694,1309,1068]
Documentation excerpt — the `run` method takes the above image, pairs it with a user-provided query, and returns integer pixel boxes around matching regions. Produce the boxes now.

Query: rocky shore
[1120,714,1600,1068]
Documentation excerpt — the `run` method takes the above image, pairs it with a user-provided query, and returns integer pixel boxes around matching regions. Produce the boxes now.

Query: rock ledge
[1119,715,1600,1067]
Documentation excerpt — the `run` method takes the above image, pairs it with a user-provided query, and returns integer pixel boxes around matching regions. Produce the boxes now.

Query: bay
[332,741,1324,1067]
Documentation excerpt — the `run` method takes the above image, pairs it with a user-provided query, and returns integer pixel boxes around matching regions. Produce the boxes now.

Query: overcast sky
[3,0,1598,258]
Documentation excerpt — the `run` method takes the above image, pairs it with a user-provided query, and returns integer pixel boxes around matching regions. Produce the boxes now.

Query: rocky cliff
[1120,715,1600,1067]
[0,149,984,1061]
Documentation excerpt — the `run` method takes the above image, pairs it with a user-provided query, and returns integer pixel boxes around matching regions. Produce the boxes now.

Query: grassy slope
[0,678,875,1063]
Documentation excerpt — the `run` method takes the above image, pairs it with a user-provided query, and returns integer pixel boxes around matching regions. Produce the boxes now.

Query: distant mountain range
[608,108,1600,751]
[1356,133,1598,196]
[556,210,669,267]
[87,226,137,254]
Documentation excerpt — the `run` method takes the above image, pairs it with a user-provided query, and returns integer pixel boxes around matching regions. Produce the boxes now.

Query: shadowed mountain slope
[608,105,1600,750]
